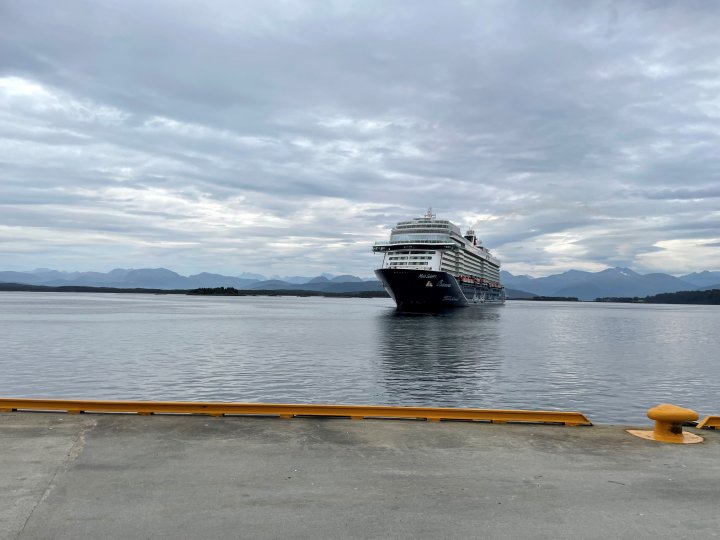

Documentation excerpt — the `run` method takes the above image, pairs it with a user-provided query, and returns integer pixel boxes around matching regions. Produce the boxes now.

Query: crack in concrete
[15,417,97,540]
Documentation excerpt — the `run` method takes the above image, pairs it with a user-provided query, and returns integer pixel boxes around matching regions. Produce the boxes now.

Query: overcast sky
[1,0,719,278]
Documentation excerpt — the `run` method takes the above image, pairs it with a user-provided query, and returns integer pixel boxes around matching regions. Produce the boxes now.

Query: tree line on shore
[187,287,388,298]
[595,289,720,305]
[0,283,389,298]
[3,282,718,304]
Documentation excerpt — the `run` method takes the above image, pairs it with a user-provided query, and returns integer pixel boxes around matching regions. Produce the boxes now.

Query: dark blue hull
[375,268,505,311]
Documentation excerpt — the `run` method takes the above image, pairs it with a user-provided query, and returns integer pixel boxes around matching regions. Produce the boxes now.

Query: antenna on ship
[425,207,436,219]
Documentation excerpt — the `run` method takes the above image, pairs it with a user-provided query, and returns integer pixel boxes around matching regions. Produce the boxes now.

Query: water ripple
[1,293,719,423]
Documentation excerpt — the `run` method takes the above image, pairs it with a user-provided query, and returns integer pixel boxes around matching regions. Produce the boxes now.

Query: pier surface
[2,412,719,539]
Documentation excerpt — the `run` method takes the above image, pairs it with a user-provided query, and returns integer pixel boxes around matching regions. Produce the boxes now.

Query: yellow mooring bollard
[627,404,703,444]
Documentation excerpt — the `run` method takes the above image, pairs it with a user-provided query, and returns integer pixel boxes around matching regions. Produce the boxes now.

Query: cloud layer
[1,0,719,277]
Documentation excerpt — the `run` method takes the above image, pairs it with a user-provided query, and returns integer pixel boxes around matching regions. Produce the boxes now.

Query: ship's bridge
[372,211,465,251]
[372,239,457,252]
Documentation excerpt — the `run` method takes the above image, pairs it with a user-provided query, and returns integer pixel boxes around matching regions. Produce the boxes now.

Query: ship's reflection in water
[374,306,504,408]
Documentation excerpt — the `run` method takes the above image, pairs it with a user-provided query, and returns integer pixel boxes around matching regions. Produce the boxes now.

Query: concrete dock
[2,412,719,539]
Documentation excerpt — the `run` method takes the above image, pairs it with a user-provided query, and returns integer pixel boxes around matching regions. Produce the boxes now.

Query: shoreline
[0,282,390,298]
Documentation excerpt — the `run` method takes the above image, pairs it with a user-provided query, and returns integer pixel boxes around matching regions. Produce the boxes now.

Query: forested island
[187,287,388,298]
[595,289,720,305]
[0,283,183,294]
[187,287,239,295]
[0,282,388,298]
[529,296,579,302]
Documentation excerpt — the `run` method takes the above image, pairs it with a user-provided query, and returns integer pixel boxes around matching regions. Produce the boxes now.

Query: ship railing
[455,274,504,289]
[373,240,456,247]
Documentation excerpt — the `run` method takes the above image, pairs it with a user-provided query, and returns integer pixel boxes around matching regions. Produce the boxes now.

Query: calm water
[1,292,718,423]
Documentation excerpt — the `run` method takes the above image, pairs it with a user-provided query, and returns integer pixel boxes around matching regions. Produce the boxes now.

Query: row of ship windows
[392,227,451,234]
[388,256,433,261]
[395,221,452,228]
[388,234,452,242]
[440,260,499,279]
[444,254,497,271]
[444,259,498,271]
[388,249,498,278]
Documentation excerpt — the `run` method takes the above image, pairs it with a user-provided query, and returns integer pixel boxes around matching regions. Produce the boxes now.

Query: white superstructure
[372,208,502,286]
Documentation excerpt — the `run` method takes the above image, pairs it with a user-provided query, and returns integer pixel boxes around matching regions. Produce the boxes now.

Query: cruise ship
[373,209,505,310]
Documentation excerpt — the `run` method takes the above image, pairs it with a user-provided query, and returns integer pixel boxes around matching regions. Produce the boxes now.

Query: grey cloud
[641,187,720,200]
[1,1,720,276]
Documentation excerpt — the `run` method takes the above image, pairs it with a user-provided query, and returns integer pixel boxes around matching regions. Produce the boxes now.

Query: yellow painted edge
[0,398,592,426]
[626,429,704,444]
[697,415,720,430]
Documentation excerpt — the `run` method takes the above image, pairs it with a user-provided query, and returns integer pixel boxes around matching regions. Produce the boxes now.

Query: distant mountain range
[2,267,719,301]
[501,268,720,301]
[0,268,384,294]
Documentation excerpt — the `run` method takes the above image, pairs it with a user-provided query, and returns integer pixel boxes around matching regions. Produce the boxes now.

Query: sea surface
[1,292,718,423]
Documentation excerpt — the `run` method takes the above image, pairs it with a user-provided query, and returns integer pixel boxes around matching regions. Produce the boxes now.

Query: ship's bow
[375,268,468,311]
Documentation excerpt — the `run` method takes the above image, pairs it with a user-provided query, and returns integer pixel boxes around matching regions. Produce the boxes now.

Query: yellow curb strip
[0,398,592,426]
